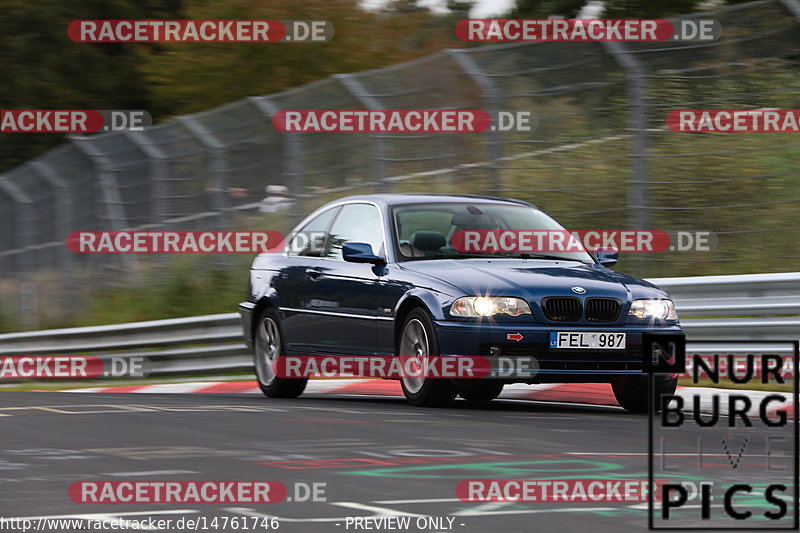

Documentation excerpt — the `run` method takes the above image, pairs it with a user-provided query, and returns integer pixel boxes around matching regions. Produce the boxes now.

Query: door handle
[305,268,322,279]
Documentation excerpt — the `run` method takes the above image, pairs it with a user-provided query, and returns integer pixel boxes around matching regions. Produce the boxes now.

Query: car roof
[330,193,536,209]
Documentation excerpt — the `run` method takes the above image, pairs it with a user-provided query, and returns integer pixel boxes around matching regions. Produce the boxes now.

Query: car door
[301,202,387,356]
[276,206,339,355]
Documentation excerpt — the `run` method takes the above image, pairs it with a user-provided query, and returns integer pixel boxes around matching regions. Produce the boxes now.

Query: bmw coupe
[239,194,684,411]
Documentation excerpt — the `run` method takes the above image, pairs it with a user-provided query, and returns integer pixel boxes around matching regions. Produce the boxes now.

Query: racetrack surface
[0,388,793,532]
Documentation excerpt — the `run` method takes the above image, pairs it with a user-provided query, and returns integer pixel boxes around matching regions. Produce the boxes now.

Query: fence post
[178,116,228,232]
[780,0,800,19]
[334,73,388,192]
[0,177,36,271]
[124,130,169,226]
[447,48,504,195]
[603,41,650,276]
[0,177,38,329]
[70,135,138,279]
[29,160,76,309]
[249,96,305,224]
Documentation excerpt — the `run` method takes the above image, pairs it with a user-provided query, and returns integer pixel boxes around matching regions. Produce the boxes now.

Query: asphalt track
[0,388,795,533]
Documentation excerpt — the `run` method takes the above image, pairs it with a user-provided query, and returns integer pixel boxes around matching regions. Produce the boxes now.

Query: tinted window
[326,204,384,261]
[288,207,338,257]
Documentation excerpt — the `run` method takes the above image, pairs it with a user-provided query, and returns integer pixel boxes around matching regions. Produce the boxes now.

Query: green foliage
[78,256,252,326]
[0,0,181,171]
[135,0,467,115]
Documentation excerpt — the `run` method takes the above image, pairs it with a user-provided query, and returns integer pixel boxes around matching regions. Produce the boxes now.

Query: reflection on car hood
[399,258,667,300]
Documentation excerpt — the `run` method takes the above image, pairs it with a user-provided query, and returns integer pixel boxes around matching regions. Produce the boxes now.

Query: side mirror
[595,246,619,267]
[342,242,385,265]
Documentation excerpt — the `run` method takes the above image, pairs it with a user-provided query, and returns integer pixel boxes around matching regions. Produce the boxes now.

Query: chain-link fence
[1,0,799,330]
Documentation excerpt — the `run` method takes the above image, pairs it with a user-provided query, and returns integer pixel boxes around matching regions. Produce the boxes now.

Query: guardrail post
[603,41,650,276]
[334,73,388,192]
[447,49,504,195]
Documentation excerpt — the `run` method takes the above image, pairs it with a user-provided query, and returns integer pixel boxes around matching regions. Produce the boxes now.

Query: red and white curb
[64,380,561,397]
[56,380,794,417]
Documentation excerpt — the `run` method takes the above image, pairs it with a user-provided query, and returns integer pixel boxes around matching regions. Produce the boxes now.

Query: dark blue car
[239,194,683,411]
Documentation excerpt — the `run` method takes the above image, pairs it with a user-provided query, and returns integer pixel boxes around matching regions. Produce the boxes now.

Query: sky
[361,0,601,17]
[360,0,516,17]
[465,0,516,16]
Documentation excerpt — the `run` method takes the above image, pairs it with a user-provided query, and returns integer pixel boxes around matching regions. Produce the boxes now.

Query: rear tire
[398,309,457,407]
[253,307,307,398]
[612,375,677,413]
[458,381,504,402]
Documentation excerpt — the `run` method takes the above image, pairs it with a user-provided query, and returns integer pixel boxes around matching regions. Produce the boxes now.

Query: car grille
[585,298,622,322]
[542,297,582,322]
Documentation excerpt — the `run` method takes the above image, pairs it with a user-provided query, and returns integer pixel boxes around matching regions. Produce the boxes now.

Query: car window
[396,211,452,241]
[326,203,384,261]
[392,203,593,262]
[288,206,339,257]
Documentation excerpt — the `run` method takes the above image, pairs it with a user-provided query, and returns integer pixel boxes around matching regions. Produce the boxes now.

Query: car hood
[399,259,668,301]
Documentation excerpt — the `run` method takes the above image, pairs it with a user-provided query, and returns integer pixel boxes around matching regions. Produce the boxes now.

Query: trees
[137,0,464,115]
[0,0,463,171]
[0,0,180,171]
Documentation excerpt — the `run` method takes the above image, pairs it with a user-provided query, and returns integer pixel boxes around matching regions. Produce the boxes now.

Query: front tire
[612,375,678,413]
[458,381,504,402]
[253,307,307,398]
[398,309,457,407]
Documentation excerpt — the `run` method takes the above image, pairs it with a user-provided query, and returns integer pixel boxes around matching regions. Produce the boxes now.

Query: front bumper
[434,320,683,382]
[238,301,256,350]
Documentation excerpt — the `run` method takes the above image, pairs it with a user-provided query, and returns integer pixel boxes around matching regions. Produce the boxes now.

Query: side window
[288,207,339,257]
[326,204,384,261]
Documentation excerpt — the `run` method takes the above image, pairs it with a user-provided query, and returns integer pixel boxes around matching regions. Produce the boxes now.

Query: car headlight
[628,299,678,320]
[450,296,532,317]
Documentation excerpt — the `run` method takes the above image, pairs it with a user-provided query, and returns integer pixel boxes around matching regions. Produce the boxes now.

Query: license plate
[550,332,626,349]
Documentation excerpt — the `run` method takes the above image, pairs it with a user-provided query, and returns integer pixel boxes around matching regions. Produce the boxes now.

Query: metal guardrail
[650,271,800,317]
[0,272,797,376]
[0,314,252,375]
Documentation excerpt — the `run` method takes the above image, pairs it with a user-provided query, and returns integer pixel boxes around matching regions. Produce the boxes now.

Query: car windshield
[392,202,594,263]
